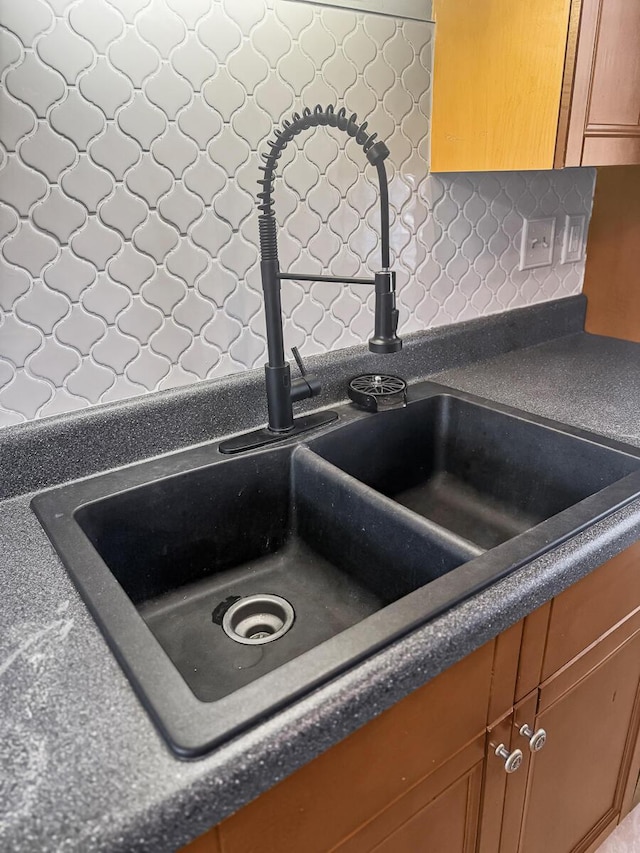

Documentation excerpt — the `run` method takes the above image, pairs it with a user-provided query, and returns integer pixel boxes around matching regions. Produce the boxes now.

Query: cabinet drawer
[542,542,640,680]
[218,640,495,853]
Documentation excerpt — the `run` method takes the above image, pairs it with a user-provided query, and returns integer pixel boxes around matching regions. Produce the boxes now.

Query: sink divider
[292,445,484,605]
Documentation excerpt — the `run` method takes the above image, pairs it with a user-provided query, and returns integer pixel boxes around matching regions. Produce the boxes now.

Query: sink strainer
[348,374,407,412]
[222,594,295,646]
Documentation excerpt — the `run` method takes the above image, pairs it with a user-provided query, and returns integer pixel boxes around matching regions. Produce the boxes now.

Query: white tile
[170,34,217,91]
[180,336,219,378]
[141,270,186,314]
[69,0,124,53]
[0,28,23,74]
[104,0,149,24]
[202,68,245,122]
[0,261,30,310]
[107,244,155,293]
[36,18,95,84]
[99,186,148,240]
[29,338,80,385]
[177,95,222,150]
[0,314,43,367]
[79,58,133,120]
[81,274,130,324]
[61,155,113,212]
[0,0,53,48]
[165,0,211,30]
[125,154,173,206]
[144,64,192,121]
[108,29,160,88]
[15,281,69,334]
[66,358,114,403]
[71,217,123,270]
[137,0,186,59]
[50,90,106,151]
[2,221,58,277]
[125,348,169,389]
[33,188,87,243]
[150,319,192,361]
[0,90,36,151]
[5,53,65,119]
[92,326,139,372]
[118,93,167,151]
[19,123,76,182]
[132,212,179,264]
[197,5,242,61]
[55,304,106,354]
[173,288,213,333]
[89,125,140,181]
[0,370,51,419]
[166,241,208,287]
[0,157,48,216]
[158,183,204,234]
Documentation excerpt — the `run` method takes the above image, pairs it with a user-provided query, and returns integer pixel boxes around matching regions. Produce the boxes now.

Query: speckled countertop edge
[3,295,640,853]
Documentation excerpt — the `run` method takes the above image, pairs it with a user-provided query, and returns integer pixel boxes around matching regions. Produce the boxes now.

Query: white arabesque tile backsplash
[0,0,595,427]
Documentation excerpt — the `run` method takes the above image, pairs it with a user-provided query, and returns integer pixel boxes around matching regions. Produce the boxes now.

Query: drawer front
[542,542,640,681]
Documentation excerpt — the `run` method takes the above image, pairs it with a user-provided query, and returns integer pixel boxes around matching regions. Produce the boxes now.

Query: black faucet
[219,105,402,455]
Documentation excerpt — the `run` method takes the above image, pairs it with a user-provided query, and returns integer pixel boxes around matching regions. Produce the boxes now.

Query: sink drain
[222,594,295,646]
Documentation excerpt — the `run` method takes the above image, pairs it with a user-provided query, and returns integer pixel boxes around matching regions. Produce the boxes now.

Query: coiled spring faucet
[219,105,402,455]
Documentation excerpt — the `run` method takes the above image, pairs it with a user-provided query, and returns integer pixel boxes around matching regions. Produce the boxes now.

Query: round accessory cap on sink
[222,594,295,645]
[348,374,407,412]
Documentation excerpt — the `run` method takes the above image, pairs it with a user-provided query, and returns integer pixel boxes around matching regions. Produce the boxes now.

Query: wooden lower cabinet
[335,737,484,853]
[183,544,640,853]
[513,617,640,853]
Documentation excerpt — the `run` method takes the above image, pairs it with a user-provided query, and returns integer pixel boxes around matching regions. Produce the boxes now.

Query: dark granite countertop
[3,296,640,853]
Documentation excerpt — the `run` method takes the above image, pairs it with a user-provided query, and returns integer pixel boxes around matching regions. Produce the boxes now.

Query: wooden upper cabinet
[431,0,574,171]
[431,0,640,171]
[564,0,640,165]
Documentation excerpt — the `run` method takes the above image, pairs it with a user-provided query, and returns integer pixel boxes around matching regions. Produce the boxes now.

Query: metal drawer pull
[495,744,523,773]
[519,724,547,752]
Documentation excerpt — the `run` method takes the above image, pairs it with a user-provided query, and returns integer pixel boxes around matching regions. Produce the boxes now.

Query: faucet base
[219,411,338,455]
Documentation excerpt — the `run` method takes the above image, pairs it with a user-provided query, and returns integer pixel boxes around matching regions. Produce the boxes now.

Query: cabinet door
[431,0,572,171]
[217,641,494,853]
[517,620,640,853]
[565,0,640,165]
[334,736,484,853]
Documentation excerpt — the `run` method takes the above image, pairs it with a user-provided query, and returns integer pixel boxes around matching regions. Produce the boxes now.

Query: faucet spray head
[369,270,402,354]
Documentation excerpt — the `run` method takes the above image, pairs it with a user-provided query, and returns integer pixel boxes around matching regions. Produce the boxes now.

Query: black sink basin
[31,384,640,756]
[74,447,474,704]
[309,393,640,550]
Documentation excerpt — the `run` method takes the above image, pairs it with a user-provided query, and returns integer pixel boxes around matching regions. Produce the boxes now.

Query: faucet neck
[256,105,400,434]
[257,105,391,271]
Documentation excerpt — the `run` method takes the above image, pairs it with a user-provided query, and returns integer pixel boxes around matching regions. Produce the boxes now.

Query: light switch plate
[561,214,586,263]
[519,217,556,271]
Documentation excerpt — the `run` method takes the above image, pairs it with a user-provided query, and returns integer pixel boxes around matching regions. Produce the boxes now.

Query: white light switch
[519,217,556,271]
[561,214,586,263]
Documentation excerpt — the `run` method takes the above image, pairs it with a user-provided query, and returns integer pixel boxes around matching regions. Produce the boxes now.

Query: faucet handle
[291,346,307,376]
[290,346,321,401]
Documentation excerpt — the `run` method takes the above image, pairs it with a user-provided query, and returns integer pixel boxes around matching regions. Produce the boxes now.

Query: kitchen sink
[32,383,640,756]
[73,447,475,704]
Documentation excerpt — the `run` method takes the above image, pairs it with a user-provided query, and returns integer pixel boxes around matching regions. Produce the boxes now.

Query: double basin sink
[32,383,640,756]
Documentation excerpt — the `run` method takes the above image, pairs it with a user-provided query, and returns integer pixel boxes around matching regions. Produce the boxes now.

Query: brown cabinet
[183,543,640,853]
[431,0,640,171]
[503,613,640,853]
[565,0,640,166]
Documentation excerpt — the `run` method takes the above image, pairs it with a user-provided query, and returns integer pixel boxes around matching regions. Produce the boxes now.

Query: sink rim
[30,382,640,757]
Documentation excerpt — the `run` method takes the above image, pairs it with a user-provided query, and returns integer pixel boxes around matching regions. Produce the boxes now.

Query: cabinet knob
[519,724,547,752]
[494,744,523,773]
